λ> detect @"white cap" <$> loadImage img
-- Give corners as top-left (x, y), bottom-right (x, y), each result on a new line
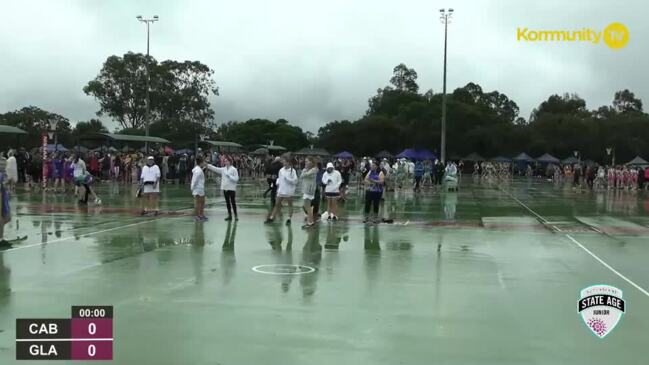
top-left (147, 156), bottom-right (154, 160)
top-left (326, 162), bottom-right (334, 169)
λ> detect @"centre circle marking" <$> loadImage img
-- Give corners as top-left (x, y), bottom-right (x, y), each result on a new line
top-left (252, 264), bottom-right (316, 275)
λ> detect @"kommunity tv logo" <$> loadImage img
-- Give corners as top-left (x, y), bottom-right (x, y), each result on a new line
top-left (517, 22), bottom-right (629, 49)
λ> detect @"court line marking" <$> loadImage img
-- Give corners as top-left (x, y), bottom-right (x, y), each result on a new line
top-left (499, 188), bottom-right (548, 224)
top-left (565, 234), bottom-right (649, 298)
top-left (1, 218), bottom-right (165, 253)
top-left (252, 264), bottom-right (316, 275)
top-left (499, 184), bottom-right (649, 299)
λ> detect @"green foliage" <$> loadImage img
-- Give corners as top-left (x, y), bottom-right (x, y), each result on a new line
top-left (612, 89), bottom-right (642, 114)
top-left (72, 119), bottom-right (108, 140)
top-left (389, 63), bottom-right (419, 93)
top-left (83, 52), bottom-right (219, 131)
top-left (317, 64), bottom-right (649, 162)
top-left (149, 119), bottom-right (217, 146)
top-left (216, 119), bottom-right (309, 151)
top-left (0, 106), bottom-right (72, 148)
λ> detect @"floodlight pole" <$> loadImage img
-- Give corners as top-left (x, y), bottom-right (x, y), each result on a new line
top-left (137, 15), bottom-right (159, 153)
top-left (439, 9), bottom-right (453, 164)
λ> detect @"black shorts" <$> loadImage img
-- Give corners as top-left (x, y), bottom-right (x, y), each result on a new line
top-left (325, 192), bottom-right (340, 198)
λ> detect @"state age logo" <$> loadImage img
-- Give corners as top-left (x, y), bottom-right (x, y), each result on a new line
top-left (578, 285), bottom-right (625, 338)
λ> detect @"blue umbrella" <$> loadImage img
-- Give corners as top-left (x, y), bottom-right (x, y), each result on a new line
top-left (46, 144), bottom-right (68, 152)
top-left (396, 149), bottom-right (417, 159)
top-left (415, 149), bottom-right (436, 160)
top-left (175, 148), bottom-right (194, 155)
top-left (334, 151), bottom-right (354, 159)
top-left (396, 149), bottom-right (436, 160)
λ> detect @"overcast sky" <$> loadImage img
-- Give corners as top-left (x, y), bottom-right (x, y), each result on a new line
top-left (1, 0), bottom-right (647, 132)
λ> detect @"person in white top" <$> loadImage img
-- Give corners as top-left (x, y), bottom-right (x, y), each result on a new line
top-left (6, 150), bottom-right (18, 191)
top-left (0, 159), bottom-right (11, 247)
top-left (71, 154), bottom-right (100, 205)
top-left (140, 156), bottom-right (161, 216)
top-left (206, 156), bottom-right (240, 221)
top-left (190, 156), bottom-right (207, 221)
top-left (322, 162), bottom-right (342, 221)
top-left (265, 157), bottom-right (297, 225)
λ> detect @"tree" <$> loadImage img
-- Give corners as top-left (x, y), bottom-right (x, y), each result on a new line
top-left (0, 106), bottom-right (72, 148)
top-left (389, 63), bottom-right (419, 93)
top-left (453, 83), bottom-right (519, 123)
top-left (216, 119), bottom-right (309, 151)
top-left (83, 52), bottom-right (219, 130)
top-left (72, 119), bottom-right (108, 139)
top-left (149, 119), bottom-right (216, 145)
top-left (531, 93), bottom-right (588, 121)
top-left (612, 89), bottom-right (643, 113)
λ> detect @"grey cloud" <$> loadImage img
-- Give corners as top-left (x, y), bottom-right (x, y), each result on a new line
top-left (0, 0), bottom-right (646, 132)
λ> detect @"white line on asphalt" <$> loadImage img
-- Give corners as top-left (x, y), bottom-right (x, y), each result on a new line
top-left (498, 187), bottom-right (549, 224)
top-left (2, 217), bottom-right (167, 254)
top-left (566, 234), bottom-right (649, 298)
top-left (500, 185), bottom-right (649, 298)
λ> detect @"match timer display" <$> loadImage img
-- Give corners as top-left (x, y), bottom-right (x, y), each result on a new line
top-left (16, 306), bottom-right (113, 360)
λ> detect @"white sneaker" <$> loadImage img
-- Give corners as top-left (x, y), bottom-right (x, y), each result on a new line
top-left (95, 197), bottom-right (102, 205)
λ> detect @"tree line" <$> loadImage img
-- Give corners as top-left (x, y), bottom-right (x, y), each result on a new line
top-left (1, 55), bottom-right (648, 163)
top-left (317, 64), bottom-right (648, 163)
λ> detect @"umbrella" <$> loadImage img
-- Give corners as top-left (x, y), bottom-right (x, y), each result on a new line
top-left (491, 156), bottom-right (512, 163)
top-left (175, 148), bottom-right (193, 155)
top-left (375, 150), bottom-right (393, 159)
top-left (463, 152), bottom-right (485, 162)
top-left (46, 144), bottom-right (68, 152)
top-left (625, 156), bottom-right (649, 167)
top-left (72, 145), bottom-right (89, 153)
top-left (396, 149), bottom-right (437, 160)
top-left (294, 147), bottom-right (330, 157)
top-left (535, 153), bottom-right (560, 164)
top-left (561, 156), bottom-right (579, 164)
top-left (164, 146), bottom-right (174, 154)
top-left (334, 151), bottom-right (354, 159)
top-left (396, 149), bottom-right (416, 159)
top-left (251, 147), bottom-right (269, 156)
top-left (512, 152), bottom-right (535, 162)
top-left (415, 149), bottom-right (436, 160)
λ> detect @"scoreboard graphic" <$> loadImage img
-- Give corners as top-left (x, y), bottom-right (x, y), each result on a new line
top-left (16, 306), bottom-right (113, 361)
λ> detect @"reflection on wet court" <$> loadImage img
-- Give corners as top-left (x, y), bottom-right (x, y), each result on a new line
top-left (1, 178), bottom-right (649, 364)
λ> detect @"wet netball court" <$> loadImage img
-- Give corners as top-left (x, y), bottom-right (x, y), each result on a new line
top-left (1, 178), bottom-right (648, 364)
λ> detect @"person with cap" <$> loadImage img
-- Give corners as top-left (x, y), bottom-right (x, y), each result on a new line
top-left (206, 156), bottom-right (240, 221)
top-left (140, 156), bottom-right (161, 216)
top-left (265, 156), bottom-right (297, 225)
top-left (322, 162), bottom-right (343, 221)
